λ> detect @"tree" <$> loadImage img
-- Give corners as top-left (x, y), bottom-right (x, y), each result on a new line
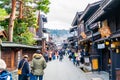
top-left (0, 8), bottom-right (8, 21)
top-left (18, 0), bottom-right (33, 19)
top-left (0, 0), bottom-right (50, 45)
top-left (35, 0), bottom-right (50, 26)
top-left (8, 0), bottom-right (16, 42)
top-left (19, 0), bottom-right (23, 19)
top-left (13, 6), bottom-right (37, 45)
top-left (0, 0), bottom-right (11, 14)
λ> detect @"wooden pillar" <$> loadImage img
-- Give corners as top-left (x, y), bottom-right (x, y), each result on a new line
top-left (11, 50), bottom-right (14, 68)
top-left (17, 49), bottom-right (22, 64)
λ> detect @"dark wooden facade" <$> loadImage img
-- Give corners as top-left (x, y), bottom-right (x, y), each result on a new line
top-left (1, 42), bottom-right (41, 71)
top-left (75, 0), bottom-right (120, 80)
top-left (72, 0), bottom-right (120, 79)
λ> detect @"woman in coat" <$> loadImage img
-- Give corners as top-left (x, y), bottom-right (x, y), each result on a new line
top-left (18, 55), bottom-right (30, 80)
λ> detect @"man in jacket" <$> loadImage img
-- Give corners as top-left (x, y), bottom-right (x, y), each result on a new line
top-left (18, 55), bottom-right (30, 80)
top-left (31, 50), bottom-right (47, 80)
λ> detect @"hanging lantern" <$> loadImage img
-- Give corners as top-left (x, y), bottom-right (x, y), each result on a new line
top-left (116, 49), bottom-right (119, 53)
top-left (105, 41), bottom-right (109, 46)
top-left (111, 43), bottom-right (116, 49)
top-left (108, 58), bottom-right (111, 64)
top-left (90, 42), bottom-right (92, 45)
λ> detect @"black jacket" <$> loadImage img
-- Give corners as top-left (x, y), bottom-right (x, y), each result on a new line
top-left (18, 59), bottom-right (30, 75)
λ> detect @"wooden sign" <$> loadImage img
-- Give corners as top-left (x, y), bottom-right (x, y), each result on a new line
top-left (92, 59), bottom-right (98, 70)
top-left (80, 32), bottom-right (87, 39)
top-left (99, 20), bottom-right (111, 38)
top-left (99, 26), bottom-right (111, 38)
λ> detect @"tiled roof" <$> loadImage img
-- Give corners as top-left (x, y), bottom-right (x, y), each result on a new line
top-left (1, 42), bottom-right (42, 49)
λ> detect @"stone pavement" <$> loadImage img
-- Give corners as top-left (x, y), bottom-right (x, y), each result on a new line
top-left (11, 70), bottom-right (18, 80)
top-left (11, 56), bottom-right (109, 80)
top-left (43, 56), bottom-right (109, 80)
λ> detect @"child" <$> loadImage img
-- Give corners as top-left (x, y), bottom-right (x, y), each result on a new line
top-left (0, 59), bottom-right (12, 80)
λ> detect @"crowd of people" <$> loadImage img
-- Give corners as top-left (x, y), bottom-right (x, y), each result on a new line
top-left (0, 50), bottom-right (47, 80)
top-left (0, 49), bottom-right (66, 80)
top-left (43, 49), bottom-right (65, 62)
top-left (0, 48), bottom-right (87, 80)
top-left (67, 48), bottom-right (87, 66)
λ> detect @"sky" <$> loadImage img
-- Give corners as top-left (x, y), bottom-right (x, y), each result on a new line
top-left (44, 0), bottom-right (100, 30)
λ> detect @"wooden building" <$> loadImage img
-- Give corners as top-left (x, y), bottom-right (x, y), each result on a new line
top-left (81, 0), bottom-right (120, 80)
top-left (37, 14), bottom-right (48, 53)
top-left (1, 42), bottom-right (41, 71)
top-left (71, 1), bottom-right (102, 70)
top-left (69, 12), bottom-right (83, 50)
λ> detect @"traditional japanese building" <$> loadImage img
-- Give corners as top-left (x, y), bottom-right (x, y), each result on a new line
top-left (36, 14), bottom-right (48, 53)
top-left (0, 42), bottom-right (41, 70)
top-left (84, 0), bottom-right (120, 80)
top-left (69, 12), bottom-right (83, 50)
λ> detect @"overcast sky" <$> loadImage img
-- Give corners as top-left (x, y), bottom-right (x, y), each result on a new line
top-left (44, 0), bottom-right (100, 30)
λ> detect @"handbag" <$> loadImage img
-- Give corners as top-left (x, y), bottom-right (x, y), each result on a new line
top-left (17, 61), bottom-right (26, 75)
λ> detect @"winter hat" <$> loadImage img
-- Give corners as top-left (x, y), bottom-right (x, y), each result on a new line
top-left (36, 50), bottom-right (41, 54)
top-left (23, 55), bottom-right (28, 58)
top-left (0, 59), bottom-right (7, 70)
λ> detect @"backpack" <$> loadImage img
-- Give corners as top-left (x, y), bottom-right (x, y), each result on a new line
top-left (0, 70), bottom-right (12, 80)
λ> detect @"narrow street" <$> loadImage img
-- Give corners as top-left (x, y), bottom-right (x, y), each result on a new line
top-left (43, 56), bottom-right (109, 80)
top-left (0, 0), bottom-right (120, 80)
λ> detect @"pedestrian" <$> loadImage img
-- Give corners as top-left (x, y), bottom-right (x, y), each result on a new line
top-left (68, 50), bottom-right (72, 61)
top-left (48, 50), bottom-right (52, 61)
top-left (0, 59), bottom-right (12, 80)
top-left (18, 55), bottom-right (30, 80)
top-left (72, 51), bottom-right (76, 65)
top-left (43, 51), bottom-right (49, 62)
top-left (55, 50), bottom-right (59, 59)
top-left (59, 49), bottom-right (63, 61)
top-left (31, 50), bottom-right (47, 80)
top-left (80, 49), bottom-right (85, 64)
top-left (75, 51), bottom-right (80, 66)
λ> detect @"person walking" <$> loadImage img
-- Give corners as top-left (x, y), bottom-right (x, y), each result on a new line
top-left (43, 51), bottom-right (49, 62)
top-left (18, 55), bottom-right (30, 80)
top-left (0, 59), bottom-right (12, 80)
top-left (58, 49), bottom-right (63, 61)
top-left (31, 50), bottom-right (47, 80)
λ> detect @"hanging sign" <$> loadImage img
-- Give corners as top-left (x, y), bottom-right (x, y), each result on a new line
top-left (99, 27), bottom-right (111, 38)
top-left (98, 43), bottom-right (105, 49)
top-left (99, 20), bottom-right (111, 38)
top-left (92, 59), bottom-right (98, 70)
